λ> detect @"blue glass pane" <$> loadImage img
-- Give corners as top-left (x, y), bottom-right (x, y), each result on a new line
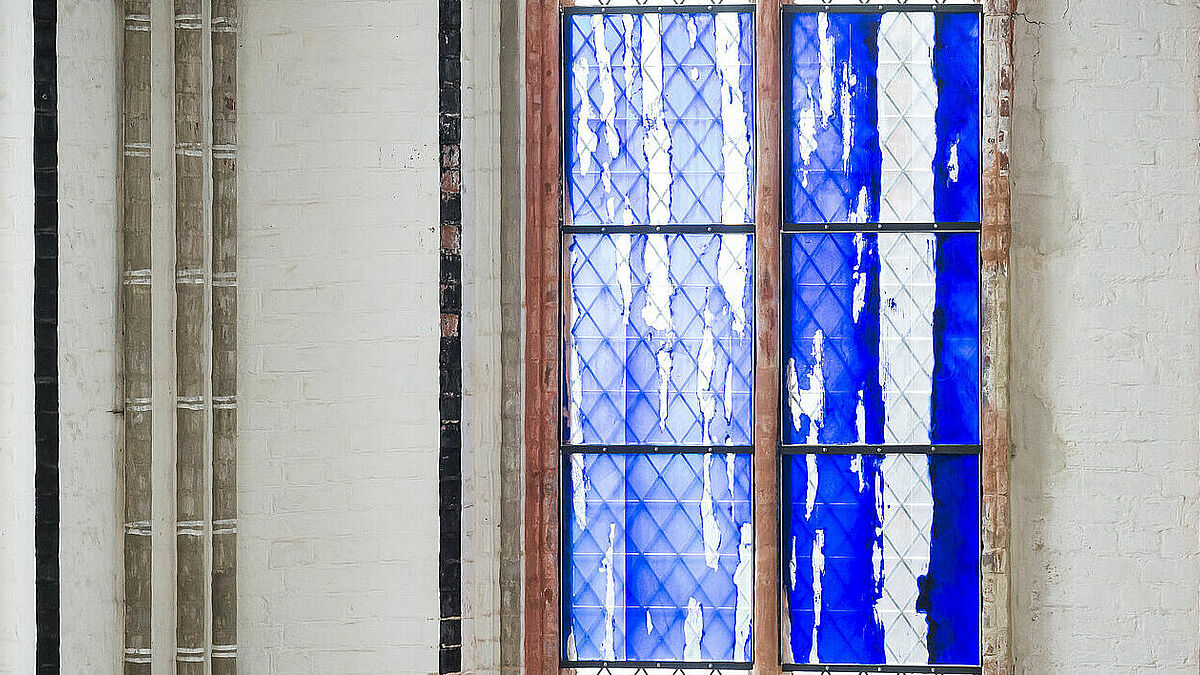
top-left (783, 12), bottom-right (981, 224)
top-left (780, 453), bottom-right (980, 666)
top-left (567, 233), bottom-right (754, 446)
top-left (565, 453), bottom-right (754, 662)
top-left (565, 12), bottom-right (755, 226)
top-left (781, 233), bottom-right (979, 446)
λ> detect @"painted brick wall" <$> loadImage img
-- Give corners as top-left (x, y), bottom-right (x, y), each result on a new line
top-left (0, 0), bottom-right (37, 671)
top-left (1010, 1), bottom-right (1200, 672)
top-left (238, 1), bottom-right (442, 673)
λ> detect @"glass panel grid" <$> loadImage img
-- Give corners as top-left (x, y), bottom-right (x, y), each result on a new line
top-left (562, 6), bottom-right (758, 668)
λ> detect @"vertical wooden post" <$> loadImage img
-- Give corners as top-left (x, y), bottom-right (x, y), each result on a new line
top-left (121, 2), bottom-right (154, 673)
top-left (523, 0), bottom-right (562, 672)
top-left (981, 1), bottom-right (1015, 674)
top-left (753, 0), bottom-right (783, 673)
top-left (210, 1), bottom-right (238, 673)
top-left (173, 1), bottom-right (207, 673)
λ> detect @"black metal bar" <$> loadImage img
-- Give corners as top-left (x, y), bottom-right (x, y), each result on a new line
top-left (779, 444), bottom-right (981, 455)
top-left (563, 223), bottom-right (759, 235)
top-left (783, 665), bottom-right (981, 674)
top-left (563, 660), bottom-right (755, 670)
top-left (562, 444), bottom-right (757, 455)
top-left (32, 0), bottom-right (59, 672)
top-left (563, 4), bottom-right (756, 17)
top-left (782, 222), bottom-right (981, 233)
top-left (783, 3), bottom-right (982, 14)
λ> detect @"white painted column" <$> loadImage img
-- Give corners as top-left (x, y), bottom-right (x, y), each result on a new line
top-left (0, 1), bottom-right (38, 671)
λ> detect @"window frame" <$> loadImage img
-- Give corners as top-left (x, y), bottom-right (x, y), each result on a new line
top-left (522, 2), bottom-right (1015, 673)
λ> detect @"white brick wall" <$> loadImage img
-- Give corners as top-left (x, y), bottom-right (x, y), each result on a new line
top-left (238, 1), bottom-right (442, 673)
top-left (1011, 1), bottom-right (1200, 672)
top-left (58, 0), bottom-right (122, 671)
top-left (0, 0), bottom-right (36, 671)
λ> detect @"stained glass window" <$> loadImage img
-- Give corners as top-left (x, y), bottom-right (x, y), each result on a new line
top-left (779, 5), bottom-right (983, 671)
top-left (556, 2), bottom-right (985, 670)
top-left (562, 7), bottom-right (758, 666)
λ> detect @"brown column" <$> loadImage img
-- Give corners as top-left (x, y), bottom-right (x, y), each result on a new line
top-left (173, 1), bottom-right (207, 673)
top-left (121, 2), bottom-right (154, 673)
top-left (210, 1), bottom-right (239, 673)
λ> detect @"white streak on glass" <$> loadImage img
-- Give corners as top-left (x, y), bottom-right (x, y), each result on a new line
top-left (656, 348), bottom-right (672, 432)
top-left (698, 308), bottom-right (717, 445)
top-left (948, 138), bottom-right (960, 183)
top-left (810, 529), bottom-right (826, 664)
top-left (642, 235), bottom-right (673, 331)
top-left (717, 13), bottom-right (751, 225)
top-left (622, 15), bottom-right (635, 95)
top-left (684, 598), bottom-right (703, 660)
top-left (879, 454), bottom-right (934, 664)
top-left (781, 590), bottom-right (794, 664)
top-left (850, 454), bottom-right (866, 492)
top-left (641, 15), bottom-right (672, 224)
top-left (687, 15), bottom-right (698, 49)
top-left (566, 629), bottom-right (578, 660)
top-left (841, 61), bottom-right (855, 169)
top-left (615, 228), bottom-right (633, 326)
top-left (792, 330), bottom-right (825, 444)
top-left (718, 235), bottom-right (749, 336)
top-left (850, 186), bottom-right (871, 224)
top-left (701, 453), bottom-right (721, 570)
top-left (733, 523), bottom-right (754, 661)
top-left (723, 364), bottom-right (734, 430)
top-left (879, 233), bottom-right (935, 443)
top-left (878, 12), bottom-right (937, 222)
top-left (805, 454), bottom-right (819, 520)
top-left (789, 535), bottom-right (798, 591)
top-left (852, 232), bottom-right (867, 320)
top-left (569, 246), bottom-right (584, 444)
top-left (593, 16), bottom-right (619, 162)
top-left (571, 454), bottom-right (588, 529)
top-left (602, 523), bottom-right (617, 661)
top-left (646, 610), bottom-right (654, 634)
top-left (725, 452), bottom-right (736, 522)
top-left (573, 55), bottom-right (598, 177)
top-left (818, 12), bottom-right (835, 126)
top-left (857, 389), bottom-right (867, 443)
top-left (797, 86), bottom-right (818, 177)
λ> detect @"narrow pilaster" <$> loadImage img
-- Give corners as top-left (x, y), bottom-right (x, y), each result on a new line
top-left (121, 3), bottom-right (154, 673)
top-left (173, 2), bottom-right (207, 673)
top-left (210, 2), bottom-right (238, 673)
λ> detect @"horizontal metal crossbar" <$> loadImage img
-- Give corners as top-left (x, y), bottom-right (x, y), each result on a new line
top-left (563, 223), bottom-right (758, 235)
top-left (784, 4), bottom-right (982, 14)
top-left (562, 4), bottom-right (756, 17)
top-left (562, 444), bottom-right (757, 454)
top-left (782, 222), bottom-right (981, 234)
top-left (779, 443), bottom-right (981, 455)
top-left (783, 665), bottom-right (981, 674)
top-left (563, 660), bottom-right (754, 671)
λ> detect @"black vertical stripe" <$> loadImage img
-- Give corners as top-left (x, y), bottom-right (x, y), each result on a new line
top-left (438, 0), bottom-right (463, 673)
top-left (32, 0), bottom-right (59, 672)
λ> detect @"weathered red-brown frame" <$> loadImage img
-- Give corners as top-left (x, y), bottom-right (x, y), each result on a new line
top-left (523, 2), bottom-right (1014, 673)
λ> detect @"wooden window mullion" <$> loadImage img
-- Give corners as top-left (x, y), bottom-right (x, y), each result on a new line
top-left (753, 0), bottom-right (783, 673)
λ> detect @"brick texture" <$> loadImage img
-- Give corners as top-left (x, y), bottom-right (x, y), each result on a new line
top-left (238, 1), bottom-right (442, 673)
top-left (1011, 1), bottom-right (1200, 672)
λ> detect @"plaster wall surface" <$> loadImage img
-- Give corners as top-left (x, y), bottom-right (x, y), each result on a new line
top-left (238, 1), bottom-right (443, 672)
top-left (1010, 2), bottom-right (1200, 673)
top-left (0, 1), bottom-right (36, 671)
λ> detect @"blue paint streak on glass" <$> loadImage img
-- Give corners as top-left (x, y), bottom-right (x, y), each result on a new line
top-left (930, 233), bottom-right (980, 444)
top-left (567, 234), bottom-right (754, 445)
top-left (782, 454), bottom-right (884, 664)
top-left (782, 233), bottom-right (883, 446)
top-left (564, 13), bottom-right (755, 227)
top-left (932, 13), bottom-right (982, 223)
top-left (566, 453), bottom-right (754, 661)
top-left (916, 454), bottom-right (981, 665)
top-left (783, 12), bottom-right (882, 224)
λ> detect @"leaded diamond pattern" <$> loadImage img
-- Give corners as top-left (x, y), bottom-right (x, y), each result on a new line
top-left (877, 12), bottom-right (938, 223)
top-left (568, 234), bottom-right (754, 446)
top-left (878, 233), bottom-right (935, 444)
top-left (566, 453), bottom-right (754, 662)
top-left (565, 12), bottom-right (755, 227)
